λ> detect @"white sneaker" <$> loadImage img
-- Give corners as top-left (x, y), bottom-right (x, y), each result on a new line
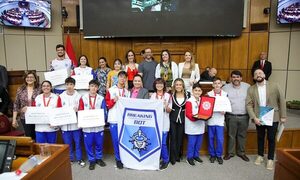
top-left (254, 155), bottom-right (264, 165)
top-left (266, 160), bottom-right (274, 170)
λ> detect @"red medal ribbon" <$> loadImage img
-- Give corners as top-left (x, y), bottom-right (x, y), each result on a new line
top-left (43, 94), bottom-right (51, 107)
top-left (89, 95), bottom-right (97, 109)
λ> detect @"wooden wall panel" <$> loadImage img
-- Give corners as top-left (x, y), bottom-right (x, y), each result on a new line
top-left (292, 131), bottom-right (300, 148)
top-left (80, 35), bottom-right (98, 69)
top-left (230, 33), bottom-right (249, 70)
top-left (196, 38), bottom-right (213, 69)
top-left (115, 39), bottom-right (132, 63)
top-left (212, 38), bottom-right (230, 69)
top-left (215, 69), bottom-right (230, 82)
top-left (248, 32), bottom-right (269, 69)
top-left (250, 0), bottom-right (270, 24)
top-left (97, 39), bottom-right (116, 68)
top-left (277, 131), bottom-right (293, 148)
top-left (62, 0), bottom-right (79, 27)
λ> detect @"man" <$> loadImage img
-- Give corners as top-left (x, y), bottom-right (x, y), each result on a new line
top-left (0, 65), bottom-right (8, 89)
top-left (0, 85), bottom-right (9, 116)
top-left (199, 67), bottom-right (217, 82)
top-left (251, 52), bottom-right (272, 80)
top-left (49, 44), bottom-right (73, 94)
top-left (223, 71), bottom-right (250, 162)
top-left (138, 48), bottom-right (157, 92)
top-left (246, 69), bottom-right (287, 170)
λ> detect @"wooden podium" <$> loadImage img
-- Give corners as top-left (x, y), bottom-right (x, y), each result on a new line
top-left (274, 149), bottom-right (300, 180)
top-left (0, 136), bottom-right (72, 180)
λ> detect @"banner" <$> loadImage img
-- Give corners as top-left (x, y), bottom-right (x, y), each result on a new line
top-left (116, 97), bottom-right (163, 170)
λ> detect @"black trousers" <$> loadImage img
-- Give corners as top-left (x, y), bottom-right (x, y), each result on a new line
top-left (20, 118), bottom-right (36, 140)
top-left (256, 122), bottom-right (278, 160)
top-left (169, 121), bottom-right (184, 163)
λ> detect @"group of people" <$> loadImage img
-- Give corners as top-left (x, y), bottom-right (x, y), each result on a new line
top-left (7, 44), bottom-right (286, 172)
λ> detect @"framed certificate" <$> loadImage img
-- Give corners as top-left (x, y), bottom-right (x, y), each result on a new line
top-left (194, 96), bottom-right (215, 121)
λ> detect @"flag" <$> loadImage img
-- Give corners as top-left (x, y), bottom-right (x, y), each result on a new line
top-left (65, 35), bottom-right (77, 67)
top-left (116, 97), bottom-right (163, 170)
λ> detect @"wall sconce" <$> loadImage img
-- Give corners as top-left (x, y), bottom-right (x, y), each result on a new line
top-left (263, 7), bottom-right (270, 15)
top-left (62, 6), bottom-right (68, 20)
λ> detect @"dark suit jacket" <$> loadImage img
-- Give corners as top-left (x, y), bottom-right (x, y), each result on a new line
top-left (0, 86), bottom-right (10, 115)
top-left (251, 60), bottom-right (272, 80)
top-left (0, 65), bottom-right (8, 89)
top-left (130, 88), bottom-right (149, 99)
top-left (246, 81), bottom-right (286, 123)
top-left (199, 70), bottom-right (214, 82)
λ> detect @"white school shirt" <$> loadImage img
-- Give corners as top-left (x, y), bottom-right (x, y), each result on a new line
top-left (59, 90), bottom-right (81, 131)
top-left (207, 90), bottom-right (227, 126)
top-left (150, 92), bottom-right (172, 132)
top-left (80, 94), bottom-right (106, 133)
top-left (185, 96), bottom-right (205, 135)
top-left (34, 93), bottom-right (59, 132)
top-left (107, 85), bottom-right (130, 124)
top-left (50, 58), bottom-right (73, 90)
top-left (74, 66), bottom-right (93, 75)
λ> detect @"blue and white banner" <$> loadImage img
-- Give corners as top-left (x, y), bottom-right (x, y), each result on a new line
top-left (116, 97), bottom-right (163, 170)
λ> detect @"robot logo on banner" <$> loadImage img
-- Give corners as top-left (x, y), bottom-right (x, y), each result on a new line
top-left (119, 108), bottom-right (161, 162)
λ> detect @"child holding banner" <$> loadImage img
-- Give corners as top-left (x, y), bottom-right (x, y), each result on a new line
top-left (59, 77), bottom-right (85, 167)
top-left (207, 77), bottom-right (227, 165)
top-left (78, 79), bottom-right (107, 170)
top-left (32, 80), bottom-right (61, 143)
top-left (150, 78), bottom-right (172, 170)
top-left (185, 83), bottom-right (205, 166)
top-left (106, 71), bottom-right (130, 169)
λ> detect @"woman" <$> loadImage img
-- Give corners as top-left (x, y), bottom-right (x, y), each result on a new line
top-left (73, 55), bottom-right (95, 95)
top-left (169, 78), bottom-right (190, 165)
top-left (106, 59), bottom-right (123, 89)
top-left (150, 78), bottom-right (172, 170)
top-left (94, 57), bottom-right (111, 96)
top-left (155, 49), bottom-right (178, 91)
top-left (125, 50), bottom-right (139, 90)
top-left (178, 51), bottom-right (200, 92)
top-left (12, 71), bottom-right (40, 140)
top-left (130, 74), bottom-right (149, 99)
top-left (33, 80), bottom-right (61, 143)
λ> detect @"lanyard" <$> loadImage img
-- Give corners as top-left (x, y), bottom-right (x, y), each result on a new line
top-left (89, 95), bottom-right (97, 109)
top-left (156, 92), bottom-right (164, 100)
top-left (119, 88), bottom-right (125, 97)
top-left (214, 90), bottom-right (222, 96)
top-left (43, 94), bottom-right (51, 107)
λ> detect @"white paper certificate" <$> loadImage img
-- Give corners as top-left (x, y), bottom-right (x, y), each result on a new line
top-left (44, 69), bottom-right (68, 86)
top-left (49, 107), bottom-right (77, 126)
top-left (25, 107), bottom-right (51, 124)
top-left (259, 106), bottom-right (274, 126)
top-left (213, 96), bottom-right (232, 112)
top-left (72, 75), bottom-right (93, 90)
top-left (77, 109), bottom-right (105, 128)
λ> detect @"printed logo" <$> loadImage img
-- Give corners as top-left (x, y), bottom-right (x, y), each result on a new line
top-left (202, 101), bottom-right (211, 110)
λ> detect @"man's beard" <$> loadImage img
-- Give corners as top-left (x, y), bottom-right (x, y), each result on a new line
top-left (255, 77), bottom-right (265, 83)
top-left (58, 54), bottom-right (64, 58)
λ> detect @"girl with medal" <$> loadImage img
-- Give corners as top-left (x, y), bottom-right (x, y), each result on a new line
top-left (32, 80), bottom-right (62, 143)
top-left (185, 83), bottom-right (205, 166)
top-left (150, 78), bottom-right (172, 170)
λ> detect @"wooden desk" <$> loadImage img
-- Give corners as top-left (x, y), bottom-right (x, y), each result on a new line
top-left (274, 149), bottom-right (300, 180)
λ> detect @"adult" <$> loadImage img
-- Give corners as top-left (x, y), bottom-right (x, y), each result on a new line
top-left (251, 52), bottom-right (272, 80)
top-left (138, 48), bottom-right (157, 92)
top-left (178, 51), bottom-right (200, 92)
top-left (0, 85), bottom-right (9, 116)
top-left (246, 69), bottom-right (287, 170)
top-left (155, 49), bottom-right (178, 91)
top-left (12, 71), bottom-right (40, 140)
top-left (222, 71), bottom-right (250, 162)
top-left (169, 78), bottom-right (190, 165)
top-left (199, 67), bottom-right (217, 82)
top-left (94, 57), bottom-right (111, 96)
top-left (124, 50), bottom-right (139, 90)
top-left (130, 74), bottom-right (149, 99)
top-left (49, 44), bottom-right (73, 94)
top-left (0, 65), bottom-right (8, 89)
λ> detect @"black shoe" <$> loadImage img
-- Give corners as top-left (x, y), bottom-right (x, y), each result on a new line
top-left (159, 162), bottom-right (169, 171)
top-left (96, 159), bottom-right (106, 167)
top-left (77, 160), bottom-right (86, 167)
top-left (176, 158), bottom-right (181, 162)
top-left (170, 160), bottom-right (176, 165)
top-left (186, 158), bottom-right (195, 166)
top-left (217, 157), bottom-right (223, 165)
top-left (210, 156), bottom-right (216, 163)
top-left (237, 154), bottom-right (250, 162)
top-left (223, 154), bottom-right (234, 160)
top-left (194, 157), bottom-right (203, 163)
top-left (89, 162), bottom-right (96, 170)
top-left (116, 161), bottom-right (123, 169)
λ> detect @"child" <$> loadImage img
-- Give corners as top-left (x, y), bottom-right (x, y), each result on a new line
top-left (106, 59), bottom-right (123, 89)
top-left (150, 78), bottom-right (172, 170)
top-left (33, 80), bottom-right (61, 143)
top-left (185, 83), bottom-right (205, 166)
top-left (59, 77), bottom-right (85, 167)
top-left (105, 71), bottom-right (130, 169)
top-left (207, 77), bottom-right (227, 165)
top-left (79, 80), bottom-right (107, 170)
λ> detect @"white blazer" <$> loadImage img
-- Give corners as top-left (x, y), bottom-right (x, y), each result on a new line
top-left (178, 63), bottom-right (200, 83)
top-left (155, 61), bottom-right (178, 83)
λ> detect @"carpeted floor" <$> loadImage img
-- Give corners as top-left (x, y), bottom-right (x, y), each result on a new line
top-left (71, 155), bottom-right (274, 180)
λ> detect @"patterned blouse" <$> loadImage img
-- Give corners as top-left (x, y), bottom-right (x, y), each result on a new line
top-left (94, 67), bottom-right (111, 96)
top-left (13, 85), bottom-right (40, 119)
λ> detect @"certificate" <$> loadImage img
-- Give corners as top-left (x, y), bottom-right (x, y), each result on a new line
top-left (276, 123), bottom-right (285, 142)
top-left (44, 69), bottom-right (68, 86)
top-left (49, 107), bottom-right (77, 126)
top-left (25, 107), bottom-right (51, 124)
top-left (78, 109), bottom-right (105, 128)
top-left (72, 75), bottom-right (93, 89)
top-left (213, 96), bottom-right (232, 112)
top-left (259, 106), bottom-right (274, 126)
